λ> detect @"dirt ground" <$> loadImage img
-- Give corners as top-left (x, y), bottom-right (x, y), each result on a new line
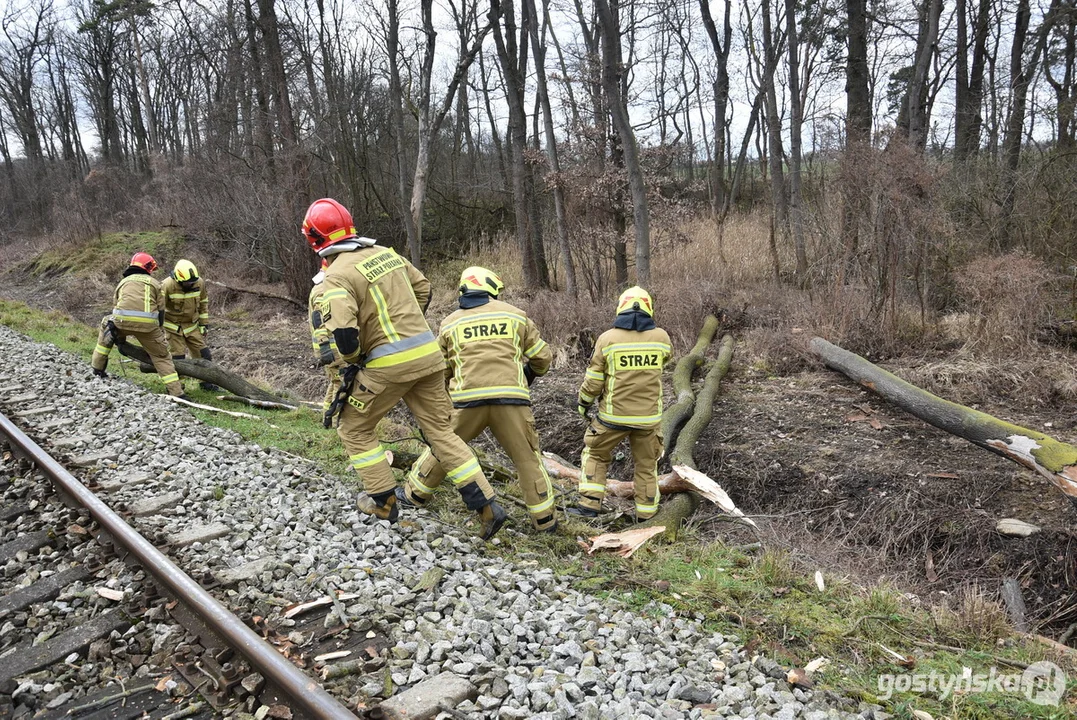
top-left (5, 269), bottom-right (1075, 640)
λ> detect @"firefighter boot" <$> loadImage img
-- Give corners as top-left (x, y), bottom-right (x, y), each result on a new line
top-left (356, 489), bottom-right (399, 523)
top-left (477, 500), bottom-right (508, 540)
top-left (394, 485), bottom-right (416, 508)
top-left (566, 506), bottom-right (599, 519)
top-left (199, 348), bottom-right (220, 391)
top-left (92, 369), bottom-right (107, 379)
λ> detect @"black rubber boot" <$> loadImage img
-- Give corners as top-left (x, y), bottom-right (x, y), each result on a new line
top-left (356, 489), bottom-right (399, 523)
top-left (566, 506), bottom-right (599, 519)
top-left (92, 368), bottom-right (107, 378)
top-left (477, 501), bottom-right (508, 541)
top-left (199, 381), bottom-right (221, 391)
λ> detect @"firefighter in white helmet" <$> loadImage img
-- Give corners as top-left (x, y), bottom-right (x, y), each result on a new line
top-left (569, 287), bottom-right (672, 520)
top-left (90, 252), bottom-right (186, 398)
top-left (303, 198), bottom-right (507, 540)
top-left (399, 266), bottom-right (558, 532)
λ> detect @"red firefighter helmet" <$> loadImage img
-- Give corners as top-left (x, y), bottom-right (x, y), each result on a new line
top-left (302, 198), bottom-right (357, 253)
top-left (130, 252), bottom-right (158, 273)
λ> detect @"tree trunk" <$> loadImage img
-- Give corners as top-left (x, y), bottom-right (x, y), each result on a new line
top-left (527, 0), bottom-right (577, 297)
top-left (661, 315), bottom-right (719, 455)
top-left (595, 0), bottom-right (651, 285)
top-left (1000, 0), bottom-right (1060, 247)
top-left (905, 0), bottom-right (941, 151)
top-left (784, 0), bottom-right (808, 285)
top-left (810, 336), bottom-right (1077, 510)
top-left (117, 341), bottom-right (291, 405)
top-left (761, 0), bottom-right (788, 246)
top-left (699, 0), bottom-right (731, 216)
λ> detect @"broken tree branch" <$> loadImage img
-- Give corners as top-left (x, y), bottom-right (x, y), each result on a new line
top-left (810, 336), bottom-right (1077, 510)
top-left (204, 279), bottom-right (305, 310)
top-left (642, 334), bottom-right (736, 532)
top-left (662, 314), bottom-right (719, 455)
top-left (117, 340), bottom-right (291, 405)
top-left (670, 334), bottom-right (735, 469)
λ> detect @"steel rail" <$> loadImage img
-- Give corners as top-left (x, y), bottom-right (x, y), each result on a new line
top-left (0, 412), bottom-right (357, 720)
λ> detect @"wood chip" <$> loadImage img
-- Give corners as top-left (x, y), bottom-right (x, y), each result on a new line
top-left (814, 570), bottom-right (825, 592)
top-left (96, 587), bottom-right (125, 601)
top-left (281, 592), bottom-right (362, 619)
top-left (585, 526), bottom-right (666, 558)
top-left (314, 650), bottom-right (351, 663)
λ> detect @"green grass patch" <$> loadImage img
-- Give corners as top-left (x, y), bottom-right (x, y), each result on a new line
top-left (1, 297), bottom-right (1074, 718)
top-left (30, 231), bottom-right (183, 278)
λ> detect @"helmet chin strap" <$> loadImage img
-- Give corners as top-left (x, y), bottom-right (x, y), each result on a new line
top-left (317, 237), bottom-right (376, 257)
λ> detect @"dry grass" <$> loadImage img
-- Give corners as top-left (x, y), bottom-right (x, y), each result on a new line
top-left (933, 585), bottom-right (1013, 644)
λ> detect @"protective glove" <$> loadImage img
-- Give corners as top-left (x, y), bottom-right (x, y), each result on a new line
top-left (199, 325), bottom-right (209, 337)
top-left (578, 403), bottom-right (591, 420)
top-left (318, 342), bottom-right (335, 366)
top-left (524, 366), bottom-right (536, 386)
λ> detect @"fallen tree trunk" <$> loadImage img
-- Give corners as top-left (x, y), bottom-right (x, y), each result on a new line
top-left (810, 336), bottom-right (1077, 509)
top-left (662, 315), bottom-right (719, 455)
top-left (116, 341), bottom-right (291, 405)
top-left (205, 279), bottom-right (305, 310)
top-left (669, 334), bottom-right (735, 469)
top-left (642, 334), bottom-right (736, 532)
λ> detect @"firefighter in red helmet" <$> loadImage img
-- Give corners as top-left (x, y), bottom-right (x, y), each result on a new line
top-left (90, 252), bottom-right (186, 398)
top-left (305, 198), bottom-right (507, 540)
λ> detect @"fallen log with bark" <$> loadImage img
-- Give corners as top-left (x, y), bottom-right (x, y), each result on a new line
top-left (116, 340), bottom-right (293, 405)
top-left (641, 333), bottom-right (738, 534)
top-left (662, 315), bottom-right (720, 456)
top-left (205, 279), bottom-right (305, 310)
top-left (810, 336), bottom-right (1077, 510)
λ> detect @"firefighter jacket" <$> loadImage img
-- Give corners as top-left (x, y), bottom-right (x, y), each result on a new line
top-left (160, 276), bottom-right (209, 338)
top-left (110, 268), bottom-right (165, 333)
top-left (438, 296), bottom-right (552, 407)
top-left (308, 282), bottom-right (341, 366)
top-left (319, 245), bottom-right (442, 381)
top-left (578, 323), bottom-right (672, 429)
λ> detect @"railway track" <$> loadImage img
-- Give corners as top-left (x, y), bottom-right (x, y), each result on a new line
top-left (0, 400), bottom-right (358, 718)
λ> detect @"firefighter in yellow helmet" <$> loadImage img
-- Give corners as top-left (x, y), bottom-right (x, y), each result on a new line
top-left (161, 259), bottom-right (215, 391)
top-left (399, 266), bottom-right (558, 532)
top-left (308, 259), bottom-right (343, 411)
top-left (303, 198), bottom-right (506, 540)
top-left (90, 252), bottom-right (186, 398)
top-left (569, 287), bottom-right (672, 520)
top-left (161, 260), bottom-right (210, 358)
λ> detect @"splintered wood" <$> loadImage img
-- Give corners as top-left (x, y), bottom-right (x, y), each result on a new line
top-left (583, 526), bottom-right (666, 558)
top-left (669, 465), bottom-right (756, 527)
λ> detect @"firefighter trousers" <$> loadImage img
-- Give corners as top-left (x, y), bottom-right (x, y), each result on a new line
top-left (405, 404), bottom-right (557, 530)
top-left (578, 422), bottom-right (661, 519)
top-left (166, 325), bottom-right (207, 357)
top-left (337, 367), bottom-right (495, 510)
top-left (91, 317), bottom-right (184, 397)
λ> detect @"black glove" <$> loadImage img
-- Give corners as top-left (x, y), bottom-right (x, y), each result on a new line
top-left (318, 342), bottom-right (335, 366)
top-left (157, 310), bottom-right (164, 327)
top-left (524, 366), bottom-right (536, 386)
top-left (578, 403), bottom-right (591, 420)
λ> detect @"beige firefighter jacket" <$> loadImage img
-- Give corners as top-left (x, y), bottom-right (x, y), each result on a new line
top-left (110, 272), bottom-right (165, 333)
top-left (319, 245), bottom-right (442, 381)
top-left (438, 298), bottom-right (552, 406)
top-left (160, 276), bottom-right (209, 338)
top-left (308, 282), bottom-right (342, 366)
top-left (578, 326), bottom-right (672, 428)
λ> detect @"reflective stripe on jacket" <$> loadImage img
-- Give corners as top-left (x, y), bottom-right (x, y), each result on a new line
top-left (579, 326), bottom-right (672, 428)
top-left (319, 245), bottom-right (441, 377)
top-left (439, 298), bottom-right (552, 406)
top-left (160, 277), bottom-right (208, 334)
top-left (111, 274), bottom-right (163, 332)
